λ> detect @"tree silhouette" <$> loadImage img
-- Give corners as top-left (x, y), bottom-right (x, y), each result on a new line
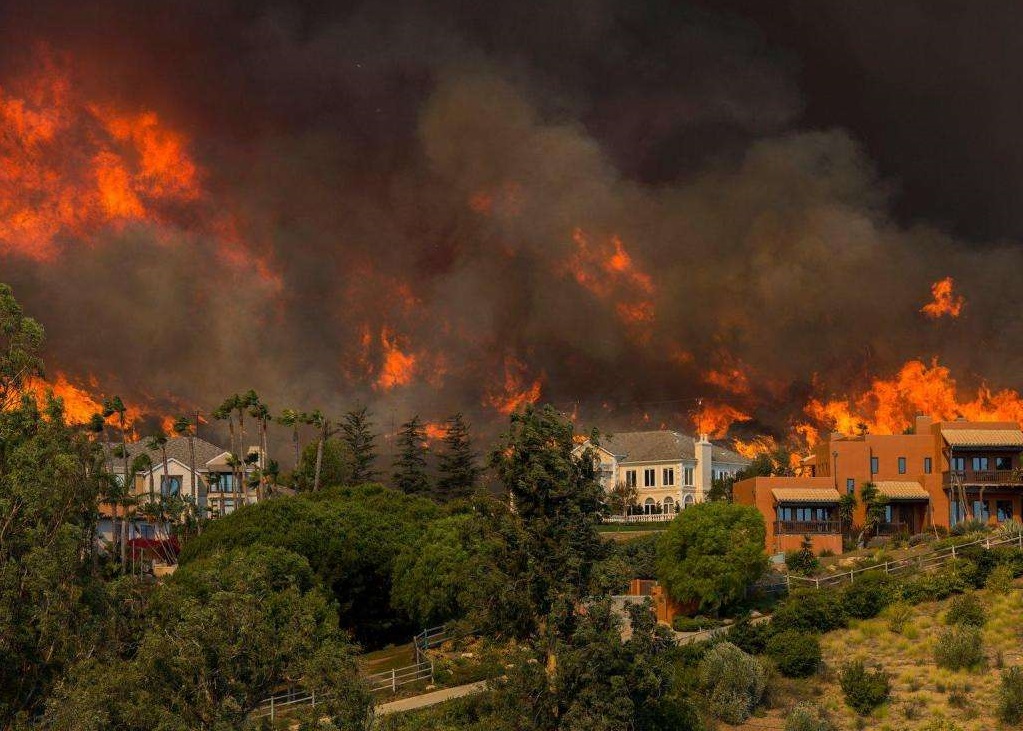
top-left (393, 415), bottom-right (430, 495)
top-left (437, 413), bottom-right (479, 501)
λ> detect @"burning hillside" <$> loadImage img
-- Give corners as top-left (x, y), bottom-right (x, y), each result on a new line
top-left (2, 4), bottom-right (1023, 453)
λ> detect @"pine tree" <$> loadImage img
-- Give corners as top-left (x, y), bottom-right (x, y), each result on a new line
top-left (341, 406), bottom-right (378, 484)
top-left (436, 412), bottom-right (480, 501)
top-left (393, 415), bottom-right (430, 495)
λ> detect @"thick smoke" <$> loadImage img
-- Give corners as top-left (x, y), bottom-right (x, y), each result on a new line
top-left (1, 0), bottom-right (1022, 444)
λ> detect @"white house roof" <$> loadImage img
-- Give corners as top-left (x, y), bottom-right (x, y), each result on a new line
top-left (105, 436), bottom-right (229, 473)
top-left (596, 430), bottom-right (750, 466)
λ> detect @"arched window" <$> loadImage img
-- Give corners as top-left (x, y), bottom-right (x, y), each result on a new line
top-left (682, 493), bottom-right (695, 508)
top-left (663, 496), bottom-right (675, 514)
top-left (644, 497), bottom-right (656, 514)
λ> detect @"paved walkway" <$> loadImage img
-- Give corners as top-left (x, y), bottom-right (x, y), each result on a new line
top-left (374, 680), bottom-right (489, 717)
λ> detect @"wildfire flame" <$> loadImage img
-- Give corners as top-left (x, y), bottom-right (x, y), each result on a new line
top-left (803, 358), bottom-right (1023, 438)
top-left (692, 401), bottom-right (750, 439)
top-left (375, 328), bottom-right (417, 390)
top-left (423, 422), bottom-right (448, 442)
top-left (0, 51), bottom-right (202, 261)
top-left (921, 276), bottom-right (965, 319)
top-left (485, 355), bottom-right (543, 415)
top-left (564, 227), bottom-right (655, 334)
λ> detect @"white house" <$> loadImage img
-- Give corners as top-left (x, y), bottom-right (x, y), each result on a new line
top-left (577, 430), bottom-right (750, 518)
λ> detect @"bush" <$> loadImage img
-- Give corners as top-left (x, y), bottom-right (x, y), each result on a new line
top-left (727, 614), bottom-right (774, 655)
top-left (950, 518), bottom-right (988, 537)
top-left (766, 631), bottom-right (821, 678)
top-left (883, 601), bottom-right (913, 634)
top-left (986, 563), bottom-right (1015, 594)
top-left (785, 701), bottom-right (834, 731)
top-left (818, 549), bottom-right (835, 558)
top-left (933, 626), bottom-right (985, 671)
top-left (866, 536), bottom-right (889, 549)
top-left (698, 641), bottom-right (767, 724)
top-left (842, 571), bottom-right (900, 619)
top-left (995, 520), bottom-right (1023, 541)
top-left (672, 615), bottom-right (725, 632)
top-left (998, 666), bottom-right (1023, 725)
top-left (901, 559), bottom-right (974, 603)
top-left (771, 590), bottom-right (848, 634)
top-left (944, 592), bottom-right (986, 627)
top-left (839, 660), bottom-right (891, 715)
top-left (785, 537), bottom-right (820, 575)
top-left (908, 532), bottom-right (936, 547)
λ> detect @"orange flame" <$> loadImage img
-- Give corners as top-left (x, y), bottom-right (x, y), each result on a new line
top-left (21, 372), bottom-right (141, 427)
top-left (485, 355), bottom-right (543, 415)
top-left (423, 422), bottom-right (448, 442)
top-left (803, 358), bottom-right (1023, 439)
top-left (0, 51), bottom-right (202, 260)
top-left (375, 328), bottom-right (417, 390)
top-left (564, 228), bottom-right (655, 334)
top-left (692, 401), bottom-right (750, 438)
top-left (921, 276), bottom-right (965, 319)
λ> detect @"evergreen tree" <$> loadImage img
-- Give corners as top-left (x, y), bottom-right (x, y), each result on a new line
top-left (340, 406), bottom-right (378, 484)
top-left (436, 412), bottom-right (480, 500)
top-left (393, 415), bottom-right (430, 495)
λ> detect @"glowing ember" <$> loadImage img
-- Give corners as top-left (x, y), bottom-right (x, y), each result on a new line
top-left (921, 276), bottom-right (965, 319)
top-left (485, 355), bottom-right (543, 415)
top-left (692, 401), bottom-right (750, 438)
top-left (423, 422), bottom-right (448, 442)
top-left (0, 52), bottom-right (202, 260)
top-left (804, 358), bottom-right (1023, 438)
top-left (564, 228), bottom-right (656, 333)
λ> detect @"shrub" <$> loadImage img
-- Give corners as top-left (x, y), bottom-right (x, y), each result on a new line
top-left (866, 536), bottom-right (889, 549)
top-left (902, 559), bottom-right (974, 603)
top-left (998, 666), bottom-right (1023, 725)
top-left (819, 549), bottom-right (836, 558)
top-left (933, 626), bottom-right (985, 671)
top-left (727, 614), bottom-right (774, 655)
top-left (995, 519), bottom-right (1023, 541)
top-left (842, 571), bottom-right (900, 619)
top-left (908, 532), bottom-right (936, 547)
top-left (920, 719), bottom-right (964, 731)
top-left (771, 590), bottom-right (848, 634)
top-left (986, 563), bottom-right (1015, 594)
top-left (698, 641), bottom-right (767, 724)
top-left (884, 601), bottom-right (913, 634)
top-left (839, 660), bottom-right (890, 715)
top-left (786, 537), bottom-right (820, 576)
top-left (672, 615), bottom-right (725, 633)
top-left (944, 592), bottom-right (986, 627)
top-left (950, 518), bottom-right (987, 537)
top-left (766, 631), bottom-right (821, 678)
top-left (785, 701), bottom-right (834, 731)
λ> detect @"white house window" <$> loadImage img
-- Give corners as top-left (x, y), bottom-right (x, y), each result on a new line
top-left (663, 467), bottom-right (675, 486)
top-left (625, 470), bottom-right (637, 488)
top-left (644, 497), bottom-right (656, 514)
top-left (683, 467), bottom-right (694, 486)
top-left (663, 496), bottom-right (675, 513)
top-left (643, 468), bottom-right (656, 487)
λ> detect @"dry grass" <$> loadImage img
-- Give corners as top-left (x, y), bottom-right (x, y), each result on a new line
top-left (759, 579), bottom-right (1023, 730)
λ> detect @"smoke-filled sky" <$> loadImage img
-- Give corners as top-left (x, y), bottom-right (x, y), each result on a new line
top-left (2, 0), bottom-right (1023, 442)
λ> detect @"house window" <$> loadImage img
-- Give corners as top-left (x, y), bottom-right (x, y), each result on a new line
top-left (996, 456), bottom-right (1013, 470)
top-left (160, 475), bottom-right (182, 498)
top-left (973, 500), bottom-right (991, 521)
top-left (662, 467), bottom-right (675, 486)
top-left (870, 456), bottom-right (879, 474)
top-left (924, 457), bottom-right (932, 474)
top-left (883, 504), bottom-right (893, 523)
top-left (683, 467), bottom-right (694, 486)
top-left (973, 457), bottom-right (990, 471)
top-left (643, 497), bottom-right (656, 514)
top-left (897, 457), bottom-right (907, 474)
top-left (846, 478), bottom-right (855, 495)
top-left (643, 469), bottom-right (656, 487)
top-left (952, 457), bottom-right (966, 472)
top-left (625, 470), bottom-right (637, 488)
top-left (663, 496), bottom-right (675, 513)
top-left (951, 499), bottom-right (966, 525)
top-left (996, 500), bottom-right (1014, 522)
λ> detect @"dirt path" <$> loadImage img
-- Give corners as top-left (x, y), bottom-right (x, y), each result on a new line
top-left (373, 680), bottom-right (489, 717)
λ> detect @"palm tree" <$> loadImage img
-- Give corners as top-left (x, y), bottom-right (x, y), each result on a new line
top-left (277, 408), bottom-right (303, 474)
top-left (247, 396), bottom-right (271, 501)
top-left (214, 395), bottom-right (240, 502)
top-left (236, 390), bottom-right (260, 501)
top-left (103, 396), bottom-right (129, 570)
top-left (173, 416), bottom-right (197, 506)
top-left (303, 410), bottom-right (335, 492)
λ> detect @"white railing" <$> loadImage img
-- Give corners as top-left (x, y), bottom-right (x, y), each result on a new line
top-left (253, 659), bottom-right (434, 721)
top-left (788, 531), bottom-right (1023, 590)
top-left (604, 513), bottom-right (675, 524)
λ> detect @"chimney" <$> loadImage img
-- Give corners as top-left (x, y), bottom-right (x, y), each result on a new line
top-left (914, 414), bottom-right (933, 434)
top-left (694, 433), bottom-right (713, 501)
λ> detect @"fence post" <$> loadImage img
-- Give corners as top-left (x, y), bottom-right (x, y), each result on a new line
top-left (311, 689), bottom-right (315, 708)
top-left (392, 668), bottom-right (397, 693)
top-left (1019, 533), bottom-right (1022, 550)
top-left (951, 544), bottom-right (956, 559)
top-left (814, 577), bottom-right (820, 590)
top-left (884, 561), bottom-right (890, 574)
top-left (430, 659), bottom-right (435, 684)
top-left (270, 696), bottom-right (274, 722)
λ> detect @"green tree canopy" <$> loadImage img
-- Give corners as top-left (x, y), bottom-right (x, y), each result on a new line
top-left (436, 412), bottom-right (480, 501)
top-left (656, 501), bottom-right (767, 614)
top-left (292, 436), bottom-right (355, 489)
top-left (341, 406), bottom-right (379, 484)
top-left (393, 415), bottom-right (430, 495)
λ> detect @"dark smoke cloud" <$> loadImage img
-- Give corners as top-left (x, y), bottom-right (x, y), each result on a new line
top-left (1, 0), bottom-right (1022, 445)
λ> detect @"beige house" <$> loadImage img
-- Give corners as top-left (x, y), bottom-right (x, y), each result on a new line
top-left (578, 430), bottom-right (750, 520)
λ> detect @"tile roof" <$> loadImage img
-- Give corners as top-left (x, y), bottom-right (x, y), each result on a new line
top-left (874, 481), bottom-right (930, 500)
top-left (599, 430), bottom-right (750, 466)
top-left (771, 487), bottom-right (841, 504)
top-left (942, 429), bottom-right (1023, 448)
top-left (105, 436), bottom-right (228, 473)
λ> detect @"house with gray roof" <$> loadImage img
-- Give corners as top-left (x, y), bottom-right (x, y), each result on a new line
top-left (577, 430), bottom-right (750, 520)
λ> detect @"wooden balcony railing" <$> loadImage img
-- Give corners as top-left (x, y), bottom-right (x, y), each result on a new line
top-left (774, 519), bottom-right (841, 535)
top-left (944, 470), bottom-right (1023, 486)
